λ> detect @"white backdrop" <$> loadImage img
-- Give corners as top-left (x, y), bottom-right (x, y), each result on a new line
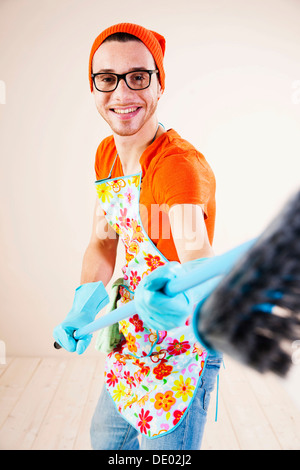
top-left (0, 0), bottom-right (299, 362)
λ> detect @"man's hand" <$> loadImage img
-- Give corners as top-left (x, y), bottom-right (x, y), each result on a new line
top-left (134, 260), bottom-right (210, 331)
top-left (53, 281), bottom-right (109, 354)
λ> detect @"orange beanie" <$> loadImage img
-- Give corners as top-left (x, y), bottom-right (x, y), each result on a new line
top-left (89, 23), bottom-right (166, 92)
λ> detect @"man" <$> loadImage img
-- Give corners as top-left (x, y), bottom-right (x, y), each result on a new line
top-left (54, 23), bottom-right (221, 450)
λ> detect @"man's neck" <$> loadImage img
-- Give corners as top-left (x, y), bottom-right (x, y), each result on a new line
top-left (113, 119), bottom-right (164, 175)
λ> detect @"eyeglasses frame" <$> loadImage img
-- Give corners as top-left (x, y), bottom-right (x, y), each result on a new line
top-left (91, 69), bottom-right (159, 92)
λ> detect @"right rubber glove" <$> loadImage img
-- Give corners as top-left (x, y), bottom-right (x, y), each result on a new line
top-left (134, 259), bottom-right (210, 331)
top-left (53, 281), bottom-right (109, 354)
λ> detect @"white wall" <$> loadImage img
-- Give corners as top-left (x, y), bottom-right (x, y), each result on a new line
top-left (0, 0), bottom-right (299, 358)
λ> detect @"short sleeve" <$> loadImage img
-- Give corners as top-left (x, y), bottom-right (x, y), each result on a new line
top-left (94, 136), bottom-right (117, 181)
top-left (152, 151), bottom-right (215, 217)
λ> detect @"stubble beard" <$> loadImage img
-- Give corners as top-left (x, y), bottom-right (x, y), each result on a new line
top-left (100, 99), bottom-right (159, 138)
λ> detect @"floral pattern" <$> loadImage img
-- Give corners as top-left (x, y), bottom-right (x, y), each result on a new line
top-left (167, 338), bottom-right (191, 356)
top-left (95, 172), bottom-right (208, 438)
top-left (137, 409), bottom-right (153, 434)
top-left (144, 254), bottom-right (165, 271)
top-left (154, 391), bottom-right (176, 412)
top-left (129, 270), bottom-right (141, 291)
top-left (173, 407), bottom-right (187, 426)
top-left (153, 359), bottom-right (173, 380)
top-left (96, 183), bottom-right (113, 203)
top-left (172, 375), bottom-right (195, 402)
top-left (129, 314), bottom-right (144, 333)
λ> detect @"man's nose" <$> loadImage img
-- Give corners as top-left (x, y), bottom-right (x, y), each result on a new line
top-left (113, 77), bottom-right (134, 98)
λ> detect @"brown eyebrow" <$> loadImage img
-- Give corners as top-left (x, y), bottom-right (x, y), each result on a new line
top-left (94, 67), bottom-right (149, 74)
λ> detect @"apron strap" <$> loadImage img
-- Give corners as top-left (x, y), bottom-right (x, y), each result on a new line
top-left (107, 153), bottom-right (119, 179)
top-left (215, 373), bottom-right (220, 422)
top-left (214, 358), bottom-right (225, 422)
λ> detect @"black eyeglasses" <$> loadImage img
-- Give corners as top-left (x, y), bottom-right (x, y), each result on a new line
top-left (91, 69), bottom-right (159, 92)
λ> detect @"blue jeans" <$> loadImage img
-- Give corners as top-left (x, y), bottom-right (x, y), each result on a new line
top-left (90, 356), bottom-right (221, 450)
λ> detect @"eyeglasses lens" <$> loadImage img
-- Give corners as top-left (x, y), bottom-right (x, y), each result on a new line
top-left (94, 71), bottom-right (150, 92)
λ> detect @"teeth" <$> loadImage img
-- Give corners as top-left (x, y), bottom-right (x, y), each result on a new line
top-left (113, 107), bottom-right (138, 114)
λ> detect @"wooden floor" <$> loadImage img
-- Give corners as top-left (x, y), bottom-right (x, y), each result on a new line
top-left (0, 355), bottom-right (300, 450)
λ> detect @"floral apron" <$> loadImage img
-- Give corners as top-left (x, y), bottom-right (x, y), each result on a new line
top-left (95, 155), bottom-right (209, 439)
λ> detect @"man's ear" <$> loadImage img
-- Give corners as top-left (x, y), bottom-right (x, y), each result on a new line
top-left (157, 83), bottom-right (163, 100)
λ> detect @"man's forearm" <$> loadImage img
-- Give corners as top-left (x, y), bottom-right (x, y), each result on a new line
top-left (80, 241), bottom-right (117, 286)
top-left (169, 204), bottom-right (214, 264)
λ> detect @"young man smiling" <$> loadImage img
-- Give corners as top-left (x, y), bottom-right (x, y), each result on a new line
top-left (54, 23), bottom-right (221, 450)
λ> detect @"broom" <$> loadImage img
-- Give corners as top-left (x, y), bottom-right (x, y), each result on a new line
top-left (54, 191), bottom-right (300, 377)
top-left (195, 189), bottom-right (300, 376)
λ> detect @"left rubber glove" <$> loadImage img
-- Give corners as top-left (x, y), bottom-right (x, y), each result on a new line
top-left (53, 281), bottom-right (109, 354)
top-left (134, 261), bottom-right (205, 331)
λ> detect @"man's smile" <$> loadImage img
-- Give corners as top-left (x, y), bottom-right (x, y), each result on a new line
top-left (110, 106), bottom-right (142, 119)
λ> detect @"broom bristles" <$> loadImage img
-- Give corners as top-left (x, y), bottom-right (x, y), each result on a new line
top-left (196, 190), bottom-right (300, 376)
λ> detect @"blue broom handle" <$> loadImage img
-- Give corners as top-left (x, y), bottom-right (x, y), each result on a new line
top-left (74, 238), bottom-right (257, 340)
top-left (74, 276), bottom-right (222, 340)
top-left (73, 301), bottom-right (134, 339)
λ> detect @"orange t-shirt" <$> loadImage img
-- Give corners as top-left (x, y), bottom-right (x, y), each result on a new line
top-left (94, 129), bottom-right (216, 262)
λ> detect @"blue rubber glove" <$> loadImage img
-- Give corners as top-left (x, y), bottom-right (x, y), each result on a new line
top-left (134, 260), bottom-right (209, 331)
top-left (53, 281), bottom-right (109, 354)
